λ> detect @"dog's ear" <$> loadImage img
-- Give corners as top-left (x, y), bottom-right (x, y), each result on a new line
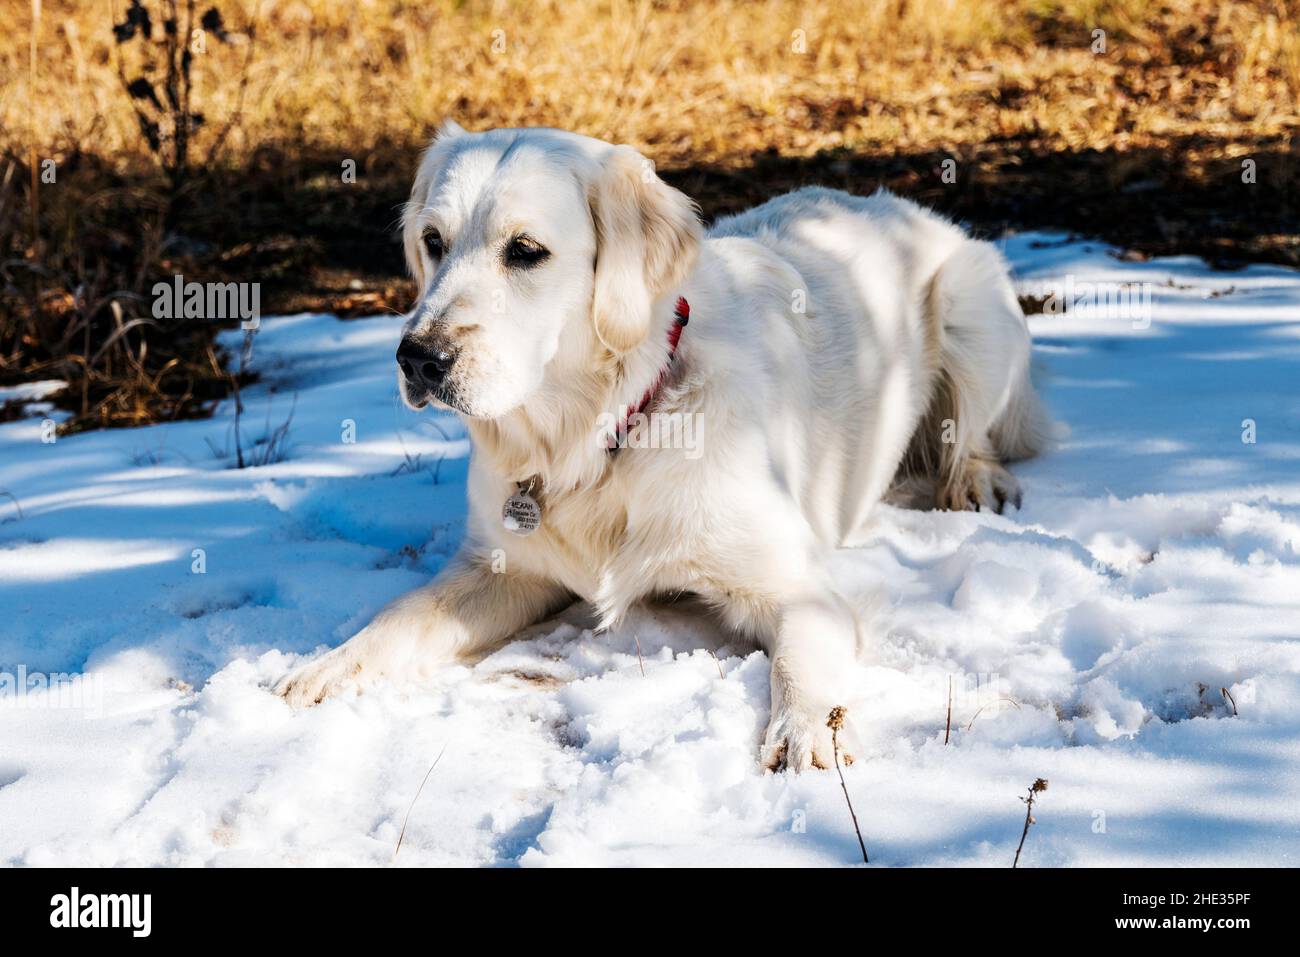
top-left (435, 117), bottom-right (467, 141)
top-left (588, 146), bottom-right (701, 353)
top-left (402, 120), bottom-right (469, 289)
top-left (402, 173), bottom-right (432, 290)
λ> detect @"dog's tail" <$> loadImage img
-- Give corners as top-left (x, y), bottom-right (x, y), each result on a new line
top-left (929, 239), bottom-right (1053, 467)
top-left (889, 238), bottom-right (1053, 510)
top-left (990, 357), bottom-right (1053, 463)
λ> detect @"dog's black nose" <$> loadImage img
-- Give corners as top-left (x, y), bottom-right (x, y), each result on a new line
top-left (396, 336), bottom-right (456, 391)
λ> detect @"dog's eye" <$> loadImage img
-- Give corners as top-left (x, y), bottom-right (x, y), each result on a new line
top-left (504, 235), bottom-right (549, 269)
top-left (423, 228), bottom-right (444, 260)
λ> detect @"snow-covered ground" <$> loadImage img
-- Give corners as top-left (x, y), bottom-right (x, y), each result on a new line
top-left (2, 234), bottom-right (1298, 867)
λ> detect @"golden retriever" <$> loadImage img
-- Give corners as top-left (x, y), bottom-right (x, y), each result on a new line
top-left (276, 121), bottom-right (1048, 771)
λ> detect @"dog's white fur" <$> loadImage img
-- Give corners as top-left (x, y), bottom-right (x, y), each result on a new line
top-left (276, 123), bottom-right (1049, 771)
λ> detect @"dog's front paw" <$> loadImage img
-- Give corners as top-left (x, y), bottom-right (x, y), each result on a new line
top-left (761, 702), bottom-right (856, 772)
top-left (274, 644), bottom-right (372, 707)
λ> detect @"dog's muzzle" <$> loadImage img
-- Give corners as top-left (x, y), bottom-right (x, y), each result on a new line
top-left (397, 335), bottom-right (457, 396)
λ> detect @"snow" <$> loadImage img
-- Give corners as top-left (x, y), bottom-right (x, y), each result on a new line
top-left (2, 233), bottom-right (1299, 867)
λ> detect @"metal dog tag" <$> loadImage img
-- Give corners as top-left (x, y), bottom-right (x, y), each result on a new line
top-left (502, 483), bottom-right (541, 537)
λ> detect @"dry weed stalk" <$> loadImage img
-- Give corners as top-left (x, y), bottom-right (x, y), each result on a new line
top-left (1221, 687), bottom-right (1238, 716)
top-left (964, 696), bottom-right (1023, 732)
top-left (393, 744), bottom-right (447, 860)
top-left (944, 674), bottom-right (953, 745)
top-left (1012, 777), bottom-right (1049, 868)
top-left (827, 706), bottom-right (868, 864)
top-left (0, 490), bottom-right (22, 522)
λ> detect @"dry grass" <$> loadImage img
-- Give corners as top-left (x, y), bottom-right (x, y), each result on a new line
top-left (2, 0), bottom-right (1298, 430)
top-left (8, 0), bottom-right (1299, 167)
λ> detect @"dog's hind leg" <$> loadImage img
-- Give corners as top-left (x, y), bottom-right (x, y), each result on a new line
top-left (909, 239), bottom-right (1050, 513)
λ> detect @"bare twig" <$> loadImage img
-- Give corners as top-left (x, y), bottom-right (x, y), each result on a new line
top-left (230, 337), bottom-right (249, 469)
top-left (944, 674), bottom-right (953, 745)
top-left (1221, 687), bottom-right (1238, 716)
top-left (633, 634), bottom-right (645, 676)
top-left (205, 1), bottom-right (263, 167)
top-left (708, 648), bottom-right (724, 679)
top-left (245, 391), bottom-right (296, 466)
top-left (1012, 778), bottom-right (1048, 868)
top-left (27, 0), bottom-right (40, 342)
top-left (224, 330), bottom-right (299, 470)
top-left (964, 696), bottom-right (1023, 732)
top-left (828, 706), bottom-right (868, 864)
top-left (0, 489), bottom-right (22, 522)
top-left (393, 744), bottom-right (448, 860)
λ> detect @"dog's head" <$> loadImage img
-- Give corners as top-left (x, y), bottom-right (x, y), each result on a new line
top-left (397, 122), bottom-right (701, 418)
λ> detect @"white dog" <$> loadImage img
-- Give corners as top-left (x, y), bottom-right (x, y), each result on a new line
top-left (277, 122), bottom-right (1049, 771)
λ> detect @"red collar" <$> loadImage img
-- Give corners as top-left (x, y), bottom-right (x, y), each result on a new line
top-left (607, 296), bottom-right (689, 452)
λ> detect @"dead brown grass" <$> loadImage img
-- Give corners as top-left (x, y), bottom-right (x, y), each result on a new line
top-left (8, 0), bottom-right (1299, 169)
top-left (2, 0), bottom-right (1298, 431)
